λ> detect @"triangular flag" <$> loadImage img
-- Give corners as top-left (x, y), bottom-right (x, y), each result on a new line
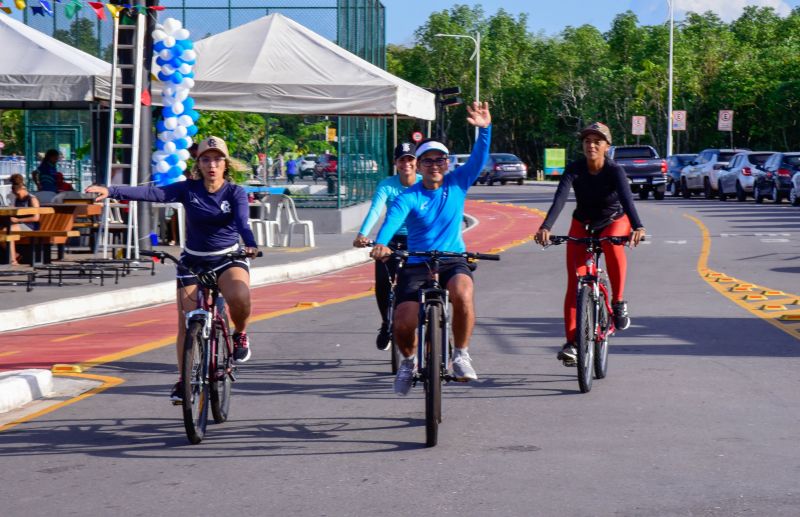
top-left (63, 0), bottom-right (80, 18)
top-left (105, 2), bottom-right (122, 18)
top-left (141, 90), bottom-right (151, 106)
top-left (39, 0), bottom-right (52, 15)
top-left (133, 4), bottom-right (146, 14)
top-left (0, 5), bottom-right (11, 13)
top-left (14, 0), bottom-right (26, 9)
top-left (30, 4), bottom-right (43, 15)
top-left (147, 5), bottom-right (164, 11)
top-left (87, 1), bottom-right (104, 20)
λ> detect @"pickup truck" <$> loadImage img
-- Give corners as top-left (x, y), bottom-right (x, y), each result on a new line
top-left (607, 145), bottom-right (668, 200)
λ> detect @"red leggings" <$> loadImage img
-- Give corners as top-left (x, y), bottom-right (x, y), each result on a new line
top-left (563, 216), bottom-right (631, 342)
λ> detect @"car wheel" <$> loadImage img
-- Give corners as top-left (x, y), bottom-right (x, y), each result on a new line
top-left (703, 178), bottom-right (715, 199)
top-left (638, 190), bottom-right (649, 200)
top-left (669, 180), bottom-right (679, 197)
top-left (790, 189), bottom-right (800, 206)
top-left (653, 189), bottom-right (665, 200)
top-left (736, 182), bottom-right (746, 202)
top-left (718, 184), bottom-right (727, 201)
top-left (772, 185), bottom-right (782, 204)
top-left (681, 178), bottom-right (691, 199)
top-left (487, 179), bottom-right (494, 186)
top-left (517, 179), bottom-right (524, 185)
top-left (500, 179), bottom-right (507, 185)
top-left (754, 184), bottom-right (764, 204)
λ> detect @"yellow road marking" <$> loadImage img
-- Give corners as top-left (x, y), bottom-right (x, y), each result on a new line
top-left (0, 350), bottom-right (20, 358)
top-left (685, 214), bottom-right (800, 341)
top-left (124, 319), bottom-right (161, 328)
top-left (0, 372), bottom-right (124, 433)
top-left (51, 333), bottom-right (91, 343)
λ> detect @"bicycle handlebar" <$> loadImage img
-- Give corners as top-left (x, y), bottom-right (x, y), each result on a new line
top-left (366, 241), bottom-right (500, 261)
top-left (141, 249), bottom-right (262, 265)
top-left (546, 235), bottom-right (633, 247)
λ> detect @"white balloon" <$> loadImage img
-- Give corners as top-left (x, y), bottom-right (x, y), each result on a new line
top-left (175, 89), bottom-right (189, 102)
top-left (177, 175), bottom-right (187, 182)
top-left (158, 131), bottom-right (171, 142)
top-left (161, 64), bottom-right (175, 75)
top-left (178, 149), bottom-right (190, 161)
top-left (164, 36), bottom-right (176, 48)
top-left (152, 151), bottom-right (168, 162)
top-left (171, 102), bottom-right (184, 115)
top-left (174, 28), bottom-right (190, 40)
top-left (164, 141), bottom-right (177, 154)
top-left (164, 117), bottom-right (178, 130)
top-left (163, 18), bottom-right (182, 34)
top-left (178, 115), bottom-right (193, 127)
top-left (173, 126), bottom-right (187, 138)
top-left (182, 77), bottom-right (195, 88)
top-left (156, 160), bottom-right (170, 173)
top-left (158, 49), bottom-right (173, 60)
top-left (177, 161), bottom-right (187, 171)
top-left (181, 49), bottom-right (197, 61)
top-left (152, 29), bottom-right (166, 41)
top-left (178, 63), bottom-right (192, 75)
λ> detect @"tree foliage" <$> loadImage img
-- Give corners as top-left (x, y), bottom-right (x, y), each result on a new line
top-left (388, 5), bottom-right (800, 169)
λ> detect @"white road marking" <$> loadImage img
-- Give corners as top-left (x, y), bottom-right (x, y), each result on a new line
top-left (665, 240), bottom-right (688, 244)
top-left (760, 238), bottom-right (790, 243)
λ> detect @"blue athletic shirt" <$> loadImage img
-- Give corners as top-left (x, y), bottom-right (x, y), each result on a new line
top-left (358, 173), bottom-right (422, 238)
top-left (375, 125), bottom-right (491, 263)
top-left (108, 179), bottom-right (257, 252)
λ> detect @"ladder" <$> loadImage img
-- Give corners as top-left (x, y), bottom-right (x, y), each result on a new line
top-left (101, 9), bottom-right (146, 260)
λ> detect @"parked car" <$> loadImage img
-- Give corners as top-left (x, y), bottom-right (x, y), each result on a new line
top-left (448, 153), bottom-right (470, 174)
top-left (717, 151), bottom-right (774, 201)
top-left (789, 167), bottom-right (800, 206)
top-left (680, 148), bottom-right (746, 199)
top-left (478, 153), bottom-right (527, 185)
top-left (299, 154), bottom-right (318, 178)
top-left (608, 145), bottom-right (668, 200)
top-left (753, 152), bottom-right (800, 204)
top-left (665, 154), bottom-right (696, 197)
top-left (313, 154), bottom-right (338, 181)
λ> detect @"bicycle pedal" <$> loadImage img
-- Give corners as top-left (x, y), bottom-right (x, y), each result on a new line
top-left (171, 400), bottom-right (183, 406)
top-left (562, 359), bottom-right (577, 367)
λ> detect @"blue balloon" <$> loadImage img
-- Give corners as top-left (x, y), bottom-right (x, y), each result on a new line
top-left (173, 138), bottom-right (188, 150)
top-left (168, 166), bottom-right (183, 177)
top-left (188, 110), bottom-right (200, 122)
top-left (156, 57), bottom-right (168, 67)
top-left (170, 57), bottom-right (183, 68)
top-left (152, 172), bottom-right (165, 185)
top-left (157, 71), bottom-right (172, 82)
top-left (171, 71), bottom-right (184, 84)
top-left (154, 41), bottom-right (166, 52)
top-left (155, 140), bottom-right (166, 151)
top-left (183, 72), bottom-right (195, 79)
top-left (183, 98), bottom-right (195, 111)
top-left (166, 154), bottom-right (179, 166)
top-left (186, 125), bottom-right (198, 137)
top-left (156, 120), bottom-right (167, 133)
top-left (162, 106), bottom-right (174, 118)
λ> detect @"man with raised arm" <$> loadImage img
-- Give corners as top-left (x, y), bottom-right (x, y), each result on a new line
top-left (371, 101), bottom-right (492, 395)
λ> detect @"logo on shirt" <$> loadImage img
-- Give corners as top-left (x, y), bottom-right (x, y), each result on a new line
top-left (189, 194), bottom-right (201, 205)
top-left (220, 200), bottom-right (231, 213)
top-left (420, 200), bottom-right (429, 211)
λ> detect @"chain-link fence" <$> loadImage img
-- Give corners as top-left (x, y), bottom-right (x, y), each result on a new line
top-left (19, 0), bottom-right (388, 208)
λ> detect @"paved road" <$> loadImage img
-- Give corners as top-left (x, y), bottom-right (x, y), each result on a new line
top-left (1, 184), bottom-right (799, 516)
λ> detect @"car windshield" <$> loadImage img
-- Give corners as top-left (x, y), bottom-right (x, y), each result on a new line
top-left (614, 148), bottom-right (655, 159)
top-left (784, 155), bottom-right (800, 167)
top-left (749, 153), bottom-right (772, 165)
top-left (718, 152), bottom-right (736, 162)
top-left (676, 155), bottom-right (696, 165)
top-left (491, 154), bottom-right (520, 162)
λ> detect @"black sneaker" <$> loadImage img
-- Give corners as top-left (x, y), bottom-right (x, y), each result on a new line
top-left (233, 332), bottom-right (252, 363)
top-left (612, 301), bottom-right (631, 330)
top-left (170, 380), bottom-right (183, 404)
top-left (376, 322), bottom-right (391, 351)
top-left (557, 342), bottom-right (577, 364)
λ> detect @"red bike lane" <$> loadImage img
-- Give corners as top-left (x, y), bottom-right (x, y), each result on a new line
top-left (0, 201), bottom-right (542, 373)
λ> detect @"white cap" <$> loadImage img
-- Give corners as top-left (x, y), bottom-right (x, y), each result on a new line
top-left (415, 141), bottom-right (449, 158)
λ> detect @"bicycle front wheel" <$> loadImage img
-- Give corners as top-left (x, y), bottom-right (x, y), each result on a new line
top-left (575, 286), bottom-right (595, 393)
top-left (424, 303), bottom-right (442, 447)
top-left (210, 316), bottom-right (233, 424)
top-left (182, 320), bottom-right (210, 444)
top-left (594, 278), bottom-right (610, 379)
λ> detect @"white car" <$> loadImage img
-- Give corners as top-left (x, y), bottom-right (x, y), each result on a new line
top-left (448, 154), bottom-right (470, 174)
top-left (680, 148), bottom-right (743, 199)
top-left (299, 154), bottom-right (318, 178)
top-left (790, 168), bottom-right (800, 206)
top-left (717, 151), bottom-right (773, 201)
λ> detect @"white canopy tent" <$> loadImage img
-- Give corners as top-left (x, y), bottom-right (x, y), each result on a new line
top-left (0, 14), bottom-right (112, 108)
top-left (155, 13), bottom-right (435, 120)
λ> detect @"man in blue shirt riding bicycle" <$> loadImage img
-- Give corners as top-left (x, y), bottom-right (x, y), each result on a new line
top-left (371, 101), bottom-right (492, 395)
top-left (353, 142), bottom-right (422, 350)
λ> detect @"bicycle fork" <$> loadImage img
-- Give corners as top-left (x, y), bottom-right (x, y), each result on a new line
top-left (415, 291), bottom-right (451, 385)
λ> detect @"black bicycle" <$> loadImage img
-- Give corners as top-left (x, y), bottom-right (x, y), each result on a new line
top-left (390, 249), bottom-right (500, 447)
top-left (545, 234), bottom-right (629, 393)
top-left (141, 249), bottom-right (259, 444)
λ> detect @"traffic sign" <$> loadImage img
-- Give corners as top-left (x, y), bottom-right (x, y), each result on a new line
top-left (718, 110), bottom-right (734, 131)
top-left (411, 131), bottom-right (423, 143)
top-left (672, 110), bottom-right (687, 131)
top-left (632, 116), bottom-right (646, 136)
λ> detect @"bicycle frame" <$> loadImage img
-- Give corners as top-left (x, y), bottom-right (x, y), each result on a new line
top-left (182, 275), bottom-right (234, 385)
top-left (415, 256), bottom-right (451, 383)
top-left (572, 237), bottom-right (615, 343)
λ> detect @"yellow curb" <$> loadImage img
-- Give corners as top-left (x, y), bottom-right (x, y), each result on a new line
top-left (730, 286), bottom-right (752, 292)
top-left (295, 302), bottom-right (320, 308)
top-left (761, 305), bottom-right (787, 311)
top-left (51, 364), bottom-right (83, 374)
top-left (735, 283), bottom-right (756, 288)
top-left (706, 272), bottom-right (724, 278)
top-left (716, 277), bottom-right (736, 283)
top-left (763, 290), bottom-right (786, 296)
top-left (743, 294), bottom-right (768, 301)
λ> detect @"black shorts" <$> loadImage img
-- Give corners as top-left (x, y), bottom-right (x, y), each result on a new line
top-left (395, 257), bottom-right (473, 304)
top-left (176, 253), bottom-right (250, 288)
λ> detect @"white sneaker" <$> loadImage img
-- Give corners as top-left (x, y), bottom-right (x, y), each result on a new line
top-left (394, 358), bottom-right (416, 396)
top-left (452, 350), bottom-right (477, 381)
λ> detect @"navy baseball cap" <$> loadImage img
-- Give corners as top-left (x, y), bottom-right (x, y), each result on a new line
top-left (394, 142), bottom-right (417, 160)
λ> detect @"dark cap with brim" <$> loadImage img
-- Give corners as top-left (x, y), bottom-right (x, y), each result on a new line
top-left (579, 122), bottom-right (612, 145)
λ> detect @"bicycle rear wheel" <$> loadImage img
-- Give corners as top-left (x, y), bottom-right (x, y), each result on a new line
top-left (182, 320), bottom-right (210, 444)
top-left (210, 307), bottom-right (233, 423)
top-left (575, 286), bottom-right (595, 393)
top-left (594, 279), bottom-right (610, 379)
top-left (424, 303), bottom-right (442, 447)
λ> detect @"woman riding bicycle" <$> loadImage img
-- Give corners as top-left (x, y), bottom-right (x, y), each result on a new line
top-left (86, 136), bottom-right (258, 401)
top-left (534, 122), bottom-right (645, 364)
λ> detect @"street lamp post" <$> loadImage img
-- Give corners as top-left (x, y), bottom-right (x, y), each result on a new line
top-left (666, 0), bottom-right (675, 157)
top-left (434, 31), bottom-right (481, 144)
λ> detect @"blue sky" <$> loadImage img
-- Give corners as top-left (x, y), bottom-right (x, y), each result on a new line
top-left (385, 0), bottom-right (800, 45)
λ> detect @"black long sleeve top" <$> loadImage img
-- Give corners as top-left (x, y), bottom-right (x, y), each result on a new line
top-left (540, 157), bottom-right (644, 231)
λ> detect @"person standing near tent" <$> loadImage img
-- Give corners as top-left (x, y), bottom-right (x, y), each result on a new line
top-left (274, 154), bottom-right (284, 179)
top-left (286, 157), bottom-right (298, 184)
top-left (32, 149), bottom-right (60, 192)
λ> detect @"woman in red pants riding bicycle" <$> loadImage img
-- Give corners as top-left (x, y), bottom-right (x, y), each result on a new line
top-left (534, 122), bottom-right (646, 363)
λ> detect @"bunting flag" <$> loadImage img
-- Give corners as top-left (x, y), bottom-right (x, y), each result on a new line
top-left (39, 0), bottom-right (52, 15)
top-left (105, 2), bottom-right (122, 18)
top-left (63, 0), bottom-right (80, 18)
top-left (31, 4), bottom-right (44, 15)
top-left (14, 0), bottom-right (25, 9)
top-left (6, 0), bottom-right (166, 20)
top-left (0, 2), bottom-right (12, 14)
top-left (86, 1), bottom-right (104, 20)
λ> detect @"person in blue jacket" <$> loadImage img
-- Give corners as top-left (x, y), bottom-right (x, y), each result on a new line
top-left (371, 101), bottom-right (492, 395)
top-left (353, 142), bottom-right (422, 350)
top-left (87, 136), bottom-right (259, 402)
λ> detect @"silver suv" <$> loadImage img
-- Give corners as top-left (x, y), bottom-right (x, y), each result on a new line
top-left (680, 148), bottom-right (746, 199)
top-left (717, 151), bottom-right (773, 201)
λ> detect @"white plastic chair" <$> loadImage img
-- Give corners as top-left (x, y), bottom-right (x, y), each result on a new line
top-left (280, 195), bottom-right (315, 247)
top-left (248, 196), bottom-right (279, 247)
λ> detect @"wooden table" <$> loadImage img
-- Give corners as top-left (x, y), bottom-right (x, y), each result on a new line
top-left (0, 207), bottom-right (55, 265)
